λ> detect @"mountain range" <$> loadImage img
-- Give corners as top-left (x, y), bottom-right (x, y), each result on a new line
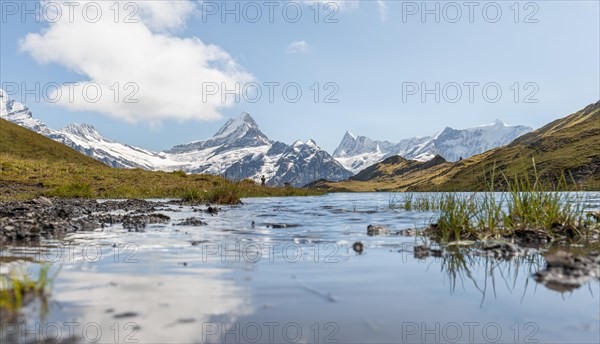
top-left (0, 90), bottom-right (352, 187)
top-left (333, 121), bottom-right (533, 173)
top-left (1, 89), bottom-right (533, 186)
top-left (311, 101), bottom-right (600, 191)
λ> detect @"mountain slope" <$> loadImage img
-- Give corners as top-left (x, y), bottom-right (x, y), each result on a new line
top-left (440, 101), bottom-right (600, 190)
top-left (314, 101), bottom-right (600, 191)
top-left (1, 90), bottom-right (351, 186)
top-left (0, 118), bottom-right (105, 166)
top-left (1, 89), bottom-right (170, 170)
top-left (52, 123), bottom-right (174, 170)
top-left (333, 120), bottom-right (532, 173)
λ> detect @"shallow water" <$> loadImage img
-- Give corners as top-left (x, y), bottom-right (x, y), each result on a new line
top-left (2, 193), bottom-right (599, 343)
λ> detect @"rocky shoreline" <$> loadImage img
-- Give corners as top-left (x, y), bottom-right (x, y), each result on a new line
top-left (0, 197), bottom-right (215, 243)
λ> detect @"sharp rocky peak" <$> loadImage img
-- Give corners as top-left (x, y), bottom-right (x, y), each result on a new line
top-left (0, 89), bottom-right (30, 117)
top-left (213, 112), bottom-right (259, 137)
top-left (61, 123), bottom-right (104, 140)
top-left (343, 130), bottom-right (356, 140)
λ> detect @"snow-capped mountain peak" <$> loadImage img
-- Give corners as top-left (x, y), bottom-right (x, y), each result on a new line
top-left (334, 120), bottom-right (533, 173)
top-left (0, 90), bottom-right (51, 135)
top-left (168, 112), bottom-right (272, 154)
top-left (61, 123), bottom-right (105, 141)
top-left (1, 89), bottom-right (27, 115)
top-left (214, 112), bottom-right (259, 138)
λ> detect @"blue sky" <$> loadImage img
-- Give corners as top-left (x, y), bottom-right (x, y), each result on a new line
top-left (1, 1), bottom-right (599, 152)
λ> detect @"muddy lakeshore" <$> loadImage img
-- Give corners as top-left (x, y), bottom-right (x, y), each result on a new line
top-left (0, 197), bottom-right (219, 242)
top-left (1, 193), bottom-right (599, 343)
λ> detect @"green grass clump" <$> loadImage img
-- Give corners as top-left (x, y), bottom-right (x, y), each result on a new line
top-left (0, 265), bottom-right (58, 311)
top-left (501, 167), bottom-right (586, 234)
top-left (389, 192), bottom-right (440, 211)
top-left (181, 188), bottom-right (203, 202)
top-left (202, 184), bottom-right (242, 205)
top-left (180, 184), bottom-right (242, 205)
top-left (436, 193), bottom-right (478, 241)
top-left (171, 170), bottom-right (188, 178)
top-left (392, 161), bottom-right (596, 242)
top-left (46, 182), bottom-right (95, 198)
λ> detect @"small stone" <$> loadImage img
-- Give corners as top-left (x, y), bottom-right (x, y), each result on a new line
top-left (34, 196), bottom-right (53, 207)
top-left (400, 228), bottom-right (417, 236)
top-left (544, 250), bottom-right (578, 269)
top-left (175, 217), bottom-right (207, 226)
top-left (352, 241), bottom-right (364, 253)
top-left (414, 245), bottom-right (430, 259)
top-left (367, 225), bottom-right (388, 236)
top-left (114, 312), bottom-right (138, 319)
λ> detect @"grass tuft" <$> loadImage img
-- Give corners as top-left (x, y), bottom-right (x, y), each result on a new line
top-left (390, 160), bottom-right (597, 242)
top-left (0, 265), bottom-right (58, 311)
top-left (46, 182), bottom-right (95, 198)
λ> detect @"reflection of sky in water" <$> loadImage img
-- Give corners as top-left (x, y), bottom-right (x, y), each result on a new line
top-left (1, 193), bottom-right (599, 343)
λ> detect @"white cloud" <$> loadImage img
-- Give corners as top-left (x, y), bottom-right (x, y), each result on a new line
top-left (136, 1), bottom-right (197, 32)
top-left (377, 0), bottom-right (389, 22)
top-left (286, 40), bottom-right (312, 54)
top-left (19, 1), bottom-right (252, 123)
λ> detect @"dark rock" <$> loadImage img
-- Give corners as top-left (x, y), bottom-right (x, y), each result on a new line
top-left (513, 228), bottom-right (552, 244)
top-left (399, 228), bottom-right (417, 236)
top-left (534, 250), bottom-right (600, 292)
top-left (207, 206), bottom-right (220, 215)
top-left (175, 217), bottom-right (207, 226)
top-left (266, 223), bottom-right (300, 229)
top-left (113, 312), bottom-right (138, 319)
top-left (414, 245), bottom-right (444, 259)
top-left (367, 225), bottom-right (389, 236)
top-left (352, 241), bottom-right (364, 254)
top-left (177, 318), bottom-right (196, 324)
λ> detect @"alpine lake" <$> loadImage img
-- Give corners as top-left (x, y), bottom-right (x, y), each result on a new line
top-left (1, 192), bottom-right (599, 344)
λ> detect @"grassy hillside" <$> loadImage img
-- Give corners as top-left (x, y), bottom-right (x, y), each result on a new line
top-left (0, 119), bottom-right (321, 201)
top-left (0, 118), bottom-right (105, 166)
top-left (312, 101), bottom-right (600, 192)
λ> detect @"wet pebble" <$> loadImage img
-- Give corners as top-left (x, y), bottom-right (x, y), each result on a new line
top-left (352, 241), bottom-right (364, 254)
top-left (534, 250), bottom-right (600, 292)
top-left (367, 225), bottom-right (389, 236)
top-left (113, 312), bottom-right (138, 319)
top-left (175, 217), bottom-right (207, 226)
